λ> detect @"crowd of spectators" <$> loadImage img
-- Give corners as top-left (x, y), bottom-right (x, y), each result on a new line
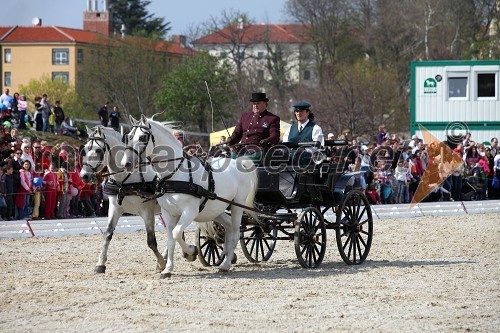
top-left (0, 126), bottom-right (108, 221)
top-left (1, 87), bottom-right (499, 222)
top-left (0, 88), bottom-right (106, 221)
top-left (0, 88), bottom-right (85, 140)
top-left (327, 127), bottom-right (500, 205)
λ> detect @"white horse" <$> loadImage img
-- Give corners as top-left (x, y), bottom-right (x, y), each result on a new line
top-left (121, 115), bottom-right (258, 278)
top-left (80, 126), bottom-right (168, 274)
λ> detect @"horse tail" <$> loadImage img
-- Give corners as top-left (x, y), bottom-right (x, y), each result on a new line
top-left (237, 157), bottom-right (260, 222)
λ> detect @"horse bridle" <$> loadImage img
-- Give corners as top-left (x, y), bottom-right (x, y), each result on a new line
top-left (82, 133), bottom-right (111, 174)
top-left (126, 122), bottom-right (186, 179)
top-left (125, 123), bottom-right (155, 165)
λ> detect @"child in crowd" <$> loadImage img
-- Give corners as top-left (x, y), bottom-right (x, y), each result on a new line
top-left (43, 163), bottom-right (58, 219)
top-left (366, 183), bottom-right (381, 205)
top-left (0, 167), bottom-right (6, 219)
top-left (16, 160), bottom-right (33, 219)
top-left (3, 165), bottom-right (14, 220)
top-left (395, 160), bottom-right (410, 204)
top-left (56, 167), bottom-right (69, 218)
top-left (31, 164), bottom-right (43, 220)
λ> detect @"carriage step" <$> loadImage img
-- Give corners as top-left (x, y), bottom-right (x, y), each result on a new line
top-left (257, 213), bottom-right (296, 220)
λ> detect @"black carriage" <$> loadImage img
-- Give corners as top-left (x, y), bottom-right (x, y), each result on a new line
top-left (196, 140), bottom-right (373, 269)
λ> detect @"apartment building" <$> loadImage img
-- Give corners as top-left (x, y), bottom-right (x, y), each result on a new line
top-left (193, 23), bottom-right (318, 87)
top-left (0, 2), bottom-right (193, 93)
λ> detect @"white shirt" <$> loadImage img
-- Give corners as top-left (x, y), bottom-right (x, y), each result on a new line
top-left (283, 119), bottom-right (325, 146)
top-left (494, 154), bottom-right (500, 171)
top-left (0, 93), bottom-right (12, 108)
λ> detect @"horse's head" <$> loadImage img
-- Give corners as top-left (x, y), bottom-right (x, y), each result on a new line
top-left (80, 125), bottom-right (123, 183)
top-left (121, 114), bottom-right (184, 173)
top-left (121, 114), bottom-right (154, 172)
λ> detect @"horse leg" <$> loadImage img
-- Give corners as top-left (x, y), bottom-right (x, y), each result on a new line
top-left (161, 213), bottom-right (197, 263)
top-left (217, 210), bottom-right (242, 272)
top-left (94, 197), bottom-right (122, 273)
top-left (159, 208), bottom-right (177, 279)
top-left (140, 202), bottom-right (166, 273)
top-left (159, 209), bottom-right (198, 279)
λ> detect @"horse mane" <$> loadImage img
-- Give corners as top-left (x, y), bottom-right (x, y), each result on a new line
top-left (96, 126), bottom-right (123, 143)
top-left (146, 118), bottom-right (178, 135)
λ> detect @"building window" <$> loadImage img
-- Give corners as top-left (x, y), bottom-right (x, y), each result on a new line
top-left (52, 48), bottom-right (69, 65)
top-left (304, 70), bottom-right (311, 80)
top-left (4, 49), bottom-right (11, 63)
top-left (52, 72), bottom-right (69, 82)
top-left (77, 49), bottom-right (84, 64)
top-left (4, 72), bottom-right (11, 86)
top-left (219, 51), bottom-right (227, 59)
top-left (477, 73), bottom-right (496, 98)
top-left (257, 51), bottom-right (264, 60)
top-left (448, 77), bottom-right (468, 98)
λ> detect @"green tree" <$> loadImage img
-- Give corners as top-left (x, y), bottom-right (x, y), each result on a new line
top-left (109, 0), bottom-right (170, 38)
top-left (18, 74), bottom-right (84, 118)
top-left (154, 52), bottom-right (235, 135)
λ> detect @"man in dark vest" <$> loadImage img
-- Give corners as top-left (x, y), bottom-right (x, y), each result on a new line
top-left (283, 102), bottom-right (324, 146)
top-left (227, 92), bottom-right (280, 163)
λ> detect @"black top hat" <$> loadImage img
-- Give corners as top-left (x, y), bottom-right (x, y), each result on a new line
top-left (250, 92), bottom-right (269, 102)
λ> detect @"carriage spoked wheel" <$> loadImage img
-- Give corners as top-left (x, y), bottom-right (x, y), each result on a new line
top-left (195, 223), bottom-right (225, 267)
top-left (195, 222), bottom-right (237, 267)
top-left (335, 190), bottom-right (373, 265)
top-left (294, 207), bottom-right (327, 268)
top-left (240, 222), bottom-right (278, 263)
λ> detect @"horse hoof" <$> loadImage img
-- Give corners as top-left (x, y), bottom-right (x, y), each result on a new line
top-left (94, 266), bottom-right (106, 274)
top-left (183, 247), bottom-right (199, 262)
top-left (231, 253), bottom-right (237, 264)
top-left (159, 272), bottom-right (172, 279)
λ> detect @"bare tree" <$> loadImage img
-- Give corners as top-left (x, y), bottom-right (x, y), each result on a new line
top-left (78, 37), bottom-right (174, 120)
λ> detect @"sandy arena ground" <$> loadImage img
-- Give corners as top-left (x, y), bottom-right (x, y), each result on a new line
top-left (0, 213), bottom-right (499, 333)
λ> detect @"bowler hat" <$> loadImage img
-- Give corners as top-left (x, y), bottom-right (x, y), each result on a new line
top-left (250, 92), bottom-right (269, 102)
top-left (293, 102), bottom-right (311, 110)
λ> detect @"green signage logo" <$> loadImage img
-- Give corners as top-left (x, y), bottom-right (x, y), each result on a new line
top-left (424, 78), bottom-right (437, 94)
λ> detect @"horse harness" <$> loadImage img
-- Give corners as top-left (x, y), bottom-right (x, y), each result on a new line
top-left (138, 152), bottom-right (214, 213)
top-left (128, 122), bottom-right (250, 213)
top-left (86, 130), bottom-right (154, 205)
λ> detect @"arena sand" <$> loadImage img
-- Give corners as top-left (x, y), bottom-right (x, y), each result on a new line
top-left (1, 213), bottom-right (499, 333)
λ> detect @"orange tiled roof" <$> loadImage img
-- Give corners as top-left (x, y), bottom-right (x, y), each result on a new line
top-left (0, 27), bottom-right (13, 39)
top-left (193, 24), bottom-right (309, 45)
top-left (0, 26), bottom-right (194, 55)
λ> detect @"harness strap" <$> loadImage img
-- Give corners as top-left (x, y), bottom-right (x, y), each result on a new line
top-left (197, 158), bottom-right (215, 212)
top-left (105, 178), bottom-right (157, 205)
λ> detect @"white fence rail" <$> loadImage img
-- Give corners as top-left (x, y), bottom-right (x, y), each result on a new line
top-left (1, 200), bottom-right (499, 239)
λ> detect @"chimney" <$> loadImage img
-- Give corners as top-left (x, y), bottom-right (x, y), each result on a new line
top-left (170, 35), bottom-right (187, 47)
top-left (83, 0), bottom-right (112, 36)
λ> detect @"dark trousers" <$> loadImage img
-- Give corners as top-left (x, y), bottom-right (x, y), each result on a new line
top-left (451, 175), bottom-right (462, 201)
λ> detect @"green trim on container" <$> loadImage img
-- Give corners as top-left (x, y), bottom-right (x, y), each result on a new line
top-left (411, 60), bottom-right (500, 68)
top-left (410, 121), bottom-right (500, 132)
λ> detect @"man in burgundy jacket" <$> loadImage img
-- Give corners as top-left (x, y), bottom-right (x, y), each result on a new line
top-left (227, 92), bottom-right (280, 163)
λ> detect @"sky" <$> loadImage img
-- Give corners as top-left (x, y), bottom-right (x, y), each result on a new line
top-left (2, 0), bottom-right (290, 36)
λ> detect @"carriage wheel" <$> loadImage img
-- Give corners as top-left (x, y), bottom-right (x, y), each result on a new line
top-left (294, 207), bottom-right (327, 268)
top-left (240, 223), bottom-right (278, 263)
top-left (195, 223), bottom-right (225, 267)
top-left (335, 190), bottom-right (373, 265)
